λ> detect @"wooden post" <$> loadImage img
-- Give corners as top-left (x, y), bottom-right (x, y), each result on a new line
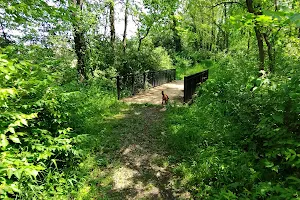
top-left (206, 69), bottom-right (209, 81)
top-left (131, 74), bottom-right (134, 96)
top-left (174, 69), bottom-right (176, 81)
top-left (117, 76), bottom-right (120, 100)
top-left (143, 72), bottom-right (146, 89)
top-left (184, 77), bottom-right (187, 103)
top-left (152, 72), bottom-right (155, 87)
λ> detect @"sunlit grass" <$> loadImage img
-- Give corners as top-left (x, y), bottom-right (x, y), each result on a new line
top-left (176, 60), bottom-right (214, 80)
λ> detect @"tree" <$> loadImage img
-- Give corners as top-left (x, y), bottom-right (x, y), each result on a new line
top-left (109, 0), bottom-right (115, 48)
top-left (72, 0), bottom-right (88, 81)
top-left (123, 0), bottom-right (129, 53)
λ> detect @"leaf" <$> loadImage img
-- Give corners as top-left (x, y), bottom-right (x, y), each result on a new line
top-left (287, 176), bottom-right (300, 185)
top-left (20, 118), bottom-right (28, 126)
top-left (0, 134), bottom-right (9, 148)
top-left (271, 165), bottom-right (279, 173)
top-left (51, 159), bottom-right (58, 169)
top-left (14, 169), bottom-right (22, 180)
top-left (10, 183), bottom-right (21, 193)
top-left (7, 168), bottom-right (16, 179)
top-left (5, 75), bottom-right (11, 80)
top-left (9, 135), bottom-right (21, 143)
top-left (288, 149), bottom-right (296, 155)
top-left (272, 114), bottom-right (283, 124)
top-left (27, 169), bottom-right (39, 178)
top-left (5, 127), bottom-right (15, 134)
top-left (265, 160), bottom-right (274, 168)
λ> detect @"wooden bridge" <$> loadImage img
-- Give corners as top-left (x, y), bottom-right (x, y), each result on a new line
top-left (115, 69), bottom-right (208, 105)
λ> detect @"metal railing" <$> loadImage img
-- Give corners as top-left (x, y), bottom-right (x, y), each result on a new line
top-left (116, 69), bottom-right (176, 100)
top-left (184, 69), bottom-right (209, 103)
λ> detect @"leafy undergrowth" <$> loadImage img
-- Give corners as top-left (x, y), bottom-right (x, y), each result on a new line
top-left (0, 47), bottom-right (125, 199)
top-left (0, 49), bottom-right (86, 199)
top-left (165, 53), bottom-right (300, 199)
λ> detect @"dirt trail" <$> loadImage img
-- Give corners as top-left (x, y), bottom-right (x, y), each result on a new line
top-left (91, 105), bottom-right (189, 200)
top-left (122, 80), bottom-right (184, 105)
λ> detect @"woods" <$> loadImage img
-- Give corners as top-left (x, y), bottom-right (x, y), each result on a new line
top-left (1, 0), bottom-right (300, 199)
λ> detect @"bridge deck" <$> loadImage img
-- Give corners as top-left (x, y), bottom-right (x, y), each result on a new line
top-left (122, 80), bottom-right (184, 105)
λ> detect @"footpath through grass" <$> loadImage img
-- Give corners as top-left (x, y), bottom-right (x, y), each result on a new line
top-left (74, 103), bottom-right (190, 200)
top-left (68, 61), bottom-right (216, 199)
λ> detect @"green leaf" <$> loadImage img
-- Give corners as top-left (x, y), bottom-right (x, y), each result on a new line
top-left (272, 114), bottom-right (283, 124)
top-left (51, 159), bottom-right (58, 169)
top-left (287, 176), bottom-right (300, 185)
top-left (5, 127), bottom-right (15, 134)
top-left (265, 160), bottom-right (274, 168)
top-left (9, 135), bottom-right (21, 143)
top-left (7, 168), bottom-right (16, 179)
top-left (28, 169), bottom-right (39, 178)
top-left (5, 75), bottom-right (11, 80)
top-left (14, 169), bottom-right (22, 180)
top-left (10, 183), bottom-right (21, 193)
top-left (20, 118), bottom-right (28, 126)
top-left (0, 134), bottom-right (9, 148)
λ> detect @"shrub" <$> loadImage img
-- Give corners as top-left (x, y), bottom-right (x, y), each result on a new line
top-left (165, 50), bottom-right (300, 199)
top-left (0, 47), bottom-right (82, 199)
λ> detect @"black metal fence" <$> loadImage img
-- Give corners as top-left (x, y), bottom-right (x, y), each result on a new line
top-left (116, 69), bottom-right (176, 100)
top-left (184, 69), bottom-right (209, 103)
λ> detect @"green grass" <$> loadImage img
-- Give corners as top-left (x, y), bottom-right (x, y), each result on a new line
top-left (176, 60), bottom-right (215, 80)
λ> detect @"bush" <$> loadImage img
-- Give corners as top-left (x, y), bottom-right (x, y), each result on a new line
top-left (165, 50), bottom-right (300, 199)
top-left (0, 47), bottom-right (82, 199)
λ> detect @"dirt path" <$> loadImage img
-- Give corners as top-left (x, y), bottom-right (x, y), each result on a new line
top-left (122, 80), bottom-right (184, 105)
top-left (82, 105), bottom-right (189, 200)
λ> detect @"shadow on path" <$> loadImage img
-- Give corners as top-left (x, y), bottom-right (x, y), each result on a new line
top-left (80, 104), bottom-right (189, 200)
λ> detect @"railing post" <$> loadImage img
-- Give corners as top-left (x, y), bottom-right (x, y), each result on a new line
top-left (143, 72), bottom-right (146, 89)
top-left (131, 74), bottom-right (134, 96)
top-left (184, 77), bottom-right (187, 103)
top-left (206, 69), bottom-right (209, 81)
top-left (117, 76), bottom-right (120, 100)
top-left (174, 69), bottom-right (176, 81)
top-left (152, 72), bottom-right (155, 87)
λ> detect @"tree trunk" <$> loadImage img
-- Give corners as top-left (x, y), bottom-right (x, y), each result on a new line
top-left (104, 8), bottom-right (108, 37)
top-left (263, 33), bottom-right (275, 72)
top-left (274, 0), bottom-right (278, 11)
top-left (200, 18), bottom-right (204, 49)
top-left (254, 27), bottom-right (265, 71)
top-left (109, 1), bottom-right (115, 48)
top-left (0, 21), bottom-right (7, 41)
top-left (246, 0), bottom-right (265, 71)
top-left (72, 0), bottom-right (87, 82)
top-left (123, 0), bottom-right (129, 54)
top-left (224, 4), bottom-right (229, 52)
top-left (210, 8), bottom-right (214, 51)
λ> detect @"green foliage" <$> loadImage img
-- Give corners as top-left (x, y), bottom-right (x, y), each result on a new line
top-left (1, 0), bottom-right (300, 199)
top-left (165, 51), bottom-right (300, 199)
top-left (0, 47), bottom-right (82, 199)
top-left (176, 59), bottom-right (214, 80)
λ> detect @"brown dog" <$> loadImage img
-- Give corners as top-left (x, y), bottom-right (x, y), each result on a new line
top-left (162, 91), bottom-right (169, 105)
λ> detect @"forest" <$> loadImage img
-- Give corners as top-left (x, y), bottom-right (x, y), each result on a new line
top-left (1, 0), bottom-right (300, 199)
